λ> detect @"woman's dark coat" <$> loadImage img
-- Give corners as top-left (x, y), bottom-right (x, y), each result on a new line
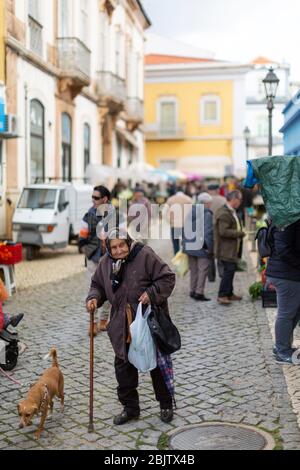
top-left (86, 245), bottom-right (176, 361)
top-left (266, 218), bottom-right (300, 281)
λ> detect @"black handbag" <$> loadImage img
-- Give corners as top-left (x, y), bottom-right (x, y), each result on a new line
top-left (80, 237), bottom-right (99, 259)
top-left (255, 219), bottom-right (274, 258)
top-left (147, 304), bottom-right (181, 355)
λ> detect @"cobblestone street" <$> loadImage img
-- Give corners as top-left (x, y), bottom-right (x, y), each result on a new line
top-left (1, 241), bottom-right (300, 450)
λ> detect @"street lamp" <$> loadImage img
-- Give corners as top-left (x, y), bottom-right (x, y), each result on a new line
top-left (262, 67), bottom-right (280, 156)
top-left (243, 126), bottom-right (251, 160)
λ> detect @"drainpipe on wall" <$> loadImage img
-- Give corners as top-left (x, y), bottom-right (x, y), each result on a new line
top-left (24, 82), bottom-right (28, 185)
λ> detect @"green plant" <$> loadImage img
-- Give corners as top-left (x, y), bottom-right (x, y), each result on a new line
top-left (249, 281), bottom-right (263, 300)
top-left (258, 264), bottom-right (266, 273)
top-left (157, 433), bottom-right (169, 450)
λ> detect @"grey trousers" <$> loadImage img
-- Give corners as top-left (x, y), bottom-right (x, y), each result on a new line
top-left (188, 256), bottom-right (210, 295)
top-left (268, 277), bottom-right (300, 356)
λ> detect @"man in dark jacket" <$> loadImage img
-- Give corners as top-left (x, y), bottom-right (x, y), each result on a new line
top-left (214, 190), bottom-right (245, 305)
top-left (79, 185), bottom-right (115, 335)
top-left (266, 218), bottom-right (300, 364)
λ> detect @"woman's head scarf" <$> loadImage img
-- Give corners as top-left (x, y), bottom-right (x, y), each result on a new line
top-left (106, 228), bottom-right (144, 292)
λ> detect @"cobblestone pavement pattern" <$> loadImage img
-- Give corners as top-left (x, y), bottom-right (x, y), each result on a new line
top-left (14, 245), bottom-right (85, 291)
top-left (1, 241), bottom-right (300, 450)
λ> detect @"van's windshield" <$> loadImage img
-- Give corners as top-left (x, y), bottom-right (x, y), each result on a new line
top-left (18, 189), bottom-right (57, 210)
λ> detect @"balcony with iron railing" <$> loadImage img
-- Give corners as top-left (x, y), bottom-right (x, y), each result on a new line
top-left (57, 37), bottom-right (91, 85)
top-left (29, 16), bottom-right (43, 57)
top-left (96, 71), bottom-right (127, 106)
top-left (126, 97), bottom-right (144, 123)
top-left (145, 123), bottom-right (186, 140)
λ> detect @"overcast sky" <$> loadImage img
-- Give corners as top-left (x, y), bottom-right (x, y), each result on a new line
top-left (141, 0), bottom-right (300, 80)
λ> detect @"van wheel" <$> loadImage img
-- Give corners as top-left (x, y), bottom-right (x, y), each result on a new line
top-left (26, 245), bottom-right (39, 261)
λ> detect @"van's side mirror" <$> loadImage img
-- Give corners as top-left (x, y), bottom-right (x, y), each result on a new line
top-left (58, 201), bottom-right (69, 212)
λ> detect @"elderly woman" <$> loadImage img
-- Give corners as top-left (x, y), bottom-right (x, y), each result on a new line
top-left (86, 228), bottom-right (176, 425)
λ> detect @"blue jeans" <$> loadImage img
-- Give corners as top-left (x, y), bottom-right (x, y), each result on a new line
top-left (268, 277), bottom-right (300, 357)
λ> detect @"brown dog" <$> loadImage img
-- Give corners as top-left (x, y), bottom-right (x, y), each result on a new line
top-left (18, 347), bottom-right (64, 439)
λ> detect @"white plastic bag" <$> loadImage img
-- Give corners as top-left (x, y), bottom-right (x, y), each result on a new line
top-left (128, 303), bottom-right (157, 373)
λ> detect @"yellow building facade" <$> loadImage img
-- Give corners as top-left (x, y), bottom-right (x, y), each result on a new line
top-left (144, 55), bottom-right (251, 177)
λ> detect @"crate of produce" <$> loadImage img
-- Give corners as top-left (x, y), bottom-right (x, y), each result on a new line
top-left (0, 242), bottom-right (23, 265)
top-left (262, 289), bottom-right (277, 308)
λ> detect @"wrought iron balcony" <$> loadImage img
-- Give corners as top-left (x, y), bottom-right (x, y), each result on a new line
top-left (57, 37), bottom-right (91, 85)
top-left (29, 16), bottom-right (43, 57)
top-left (145, 123), bottom-right (186, 140)
top-left (97, 71), bottom-right (126, 105)
top-left (126, 98), bottom-right (144, 122)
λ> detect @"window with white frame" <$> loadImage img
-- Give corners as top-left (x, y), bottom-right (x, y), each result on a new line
top-left (257, 115), bottom-right (268, 137)
top-left (30, 100), bottom-right (45, 183)
top-left (258, 78), bottom-right (265, 98)
top-left (60, 0), bottom-right (69, 37)
top-left (83, 123), bottom-right (91, 171)
top-left (158, 99), bottom-right (177, 134)
top-left (136, 52), bottom-right (142, 98)
top-left (99, 12), bottom-right (107, 71)
top-left (28, 0), bottom-right (40, 22)
top-left (115, 28), bottom-right (122, 77)
top-left (80, 0), bottom-right (89, 45)
top-left (159, 159), bottom-right (176, 170)
top-left (200, 95), bottom-right (221, 125)
top-left (28, 0), bottom-right (43, 56)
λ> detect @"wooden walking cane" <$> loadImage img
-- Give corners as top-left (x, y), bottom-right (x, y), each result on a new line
top-left (88, 309), bottom-right (95, 433)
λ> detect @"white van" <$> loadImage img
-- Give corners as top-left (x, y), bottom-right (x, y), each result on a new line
top-left (12, 183), bottom-right (93, 260)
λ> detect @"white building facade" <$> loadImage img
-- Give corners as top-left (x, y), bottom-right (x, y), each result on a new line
top-left (245, 58), bottom-right (290, 159)
top-left (1, 0), bottom-right (150, 237)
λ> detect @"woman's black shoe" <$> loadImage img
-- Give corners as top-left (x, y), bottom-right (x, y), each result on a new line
top-left (160, 408), bottom-right (173, 423)
top-left (193, 294), bottom-right (211, 301)
top-left (113, 410), bottom-right (140, 425)
top-left (6, 313), bottom-right (24, 328)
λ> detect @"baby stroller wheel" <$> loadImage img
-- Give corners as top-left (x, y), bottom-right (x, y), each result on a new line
top-left (0, 340), bottom-right (19, 371)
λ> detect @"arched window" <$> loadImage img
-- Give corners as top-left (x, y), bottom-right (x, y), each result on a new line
top-left (84, 123), bottom-right (91, 171)
top-left (30, 99), bottom-right (45, 183)
top-left (62, 113), bottom-right (72, 182)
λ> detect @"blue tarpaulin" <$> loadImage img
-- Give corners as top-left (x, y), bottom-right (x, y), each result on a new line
top-left (244, 160), bottom-right (260, 188)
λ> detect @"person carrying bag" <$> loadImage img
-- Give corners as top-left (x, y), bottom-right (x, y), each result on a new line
top-left (128, 303), bottom-right (157, 373)
top-left (86, 228), bottom-right (176, 425)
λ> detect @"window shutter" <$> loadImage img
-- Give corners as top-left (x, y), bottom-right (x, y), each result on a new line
top-left (204, 101), bottom-right (217, 121)
top-left (160, 102), bottom-right (176, 131)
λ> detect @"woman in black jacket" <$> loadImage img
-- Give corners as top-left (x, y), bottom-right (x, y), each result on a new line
top-left (266, 218), bottom-right (300, 364)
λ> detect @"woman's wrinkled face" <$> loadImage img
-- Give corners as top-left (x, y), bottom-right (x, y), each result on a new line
top-left (110, 239), bottom-right (130, 259)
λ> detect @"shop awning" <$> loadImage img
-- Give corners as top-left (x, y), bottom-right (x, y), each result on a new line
top-left (176, 156), bottom-right (233, 178)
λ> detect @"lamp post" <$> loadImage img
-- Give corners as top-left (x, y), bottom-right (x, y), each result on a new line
top-left (262, 67), bottom-right (280, 156)
top-left (243, 126), bottom-right (251, 160)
